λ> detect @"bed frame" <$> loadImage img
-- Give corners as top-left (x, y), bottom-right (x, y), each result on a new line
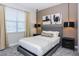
top-left (17, 43), bottom-right (60, 56)
top-left (17, 24), bottom-right (62, 56)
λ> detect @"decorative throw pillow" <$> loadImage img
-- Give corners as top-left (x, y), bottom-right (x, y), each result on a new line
top-left (41, 32), bottom-right (47, 36)
top-left (46, 31), bottom-right (59, 37)
top-left (41, 32), bottom-right (54, 37)
top-left (47, 33), bottom-right (54, 37)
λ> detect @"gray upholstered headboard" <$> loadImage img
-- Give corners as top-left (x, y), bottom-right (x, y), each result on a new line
top-left (42, 24), bottom-right (63, 38)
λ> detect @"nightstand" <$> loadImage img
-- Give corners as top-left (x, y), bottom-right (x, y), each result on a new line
top-left (33, 34), bottom-right (40, 36)
top-left (62, 37), bottom-right (75, 50)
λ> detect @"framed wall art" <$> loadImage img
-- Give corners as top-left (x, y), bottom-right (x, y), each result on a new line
top-left (51, 13), bottom-right (62, 24)
top-left (42, 15), bottom-right (51, 25)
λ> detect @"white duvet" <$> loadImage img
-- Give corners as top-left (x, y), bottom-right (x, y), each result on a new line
top-left (18, 35), bottom-right (60, 56)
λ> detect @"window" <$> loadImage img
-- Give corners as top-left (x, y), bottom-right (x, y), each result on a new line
top-left (5, 7), bottom-right (26, 33)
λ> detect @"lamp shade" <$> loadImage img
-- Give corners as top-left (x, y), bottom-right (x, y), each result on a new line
top-left (64, 22), bottom-right (68, 27)
top-left (69, 22), bottom-right (75, 27)
top-left (34, 24), bottom-right (41, 28)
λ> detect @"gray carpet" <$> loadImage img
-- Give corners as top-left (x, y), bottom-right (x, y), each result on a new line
top-left (0, 45), bottom-right (79, 56)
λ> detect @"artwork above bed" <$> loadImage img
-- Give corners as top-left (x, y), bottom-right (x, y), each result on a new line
top-left (42, 15), bottom-right (51, 21)
top-left (42, 15), bottom-right (51, 25)
top-left (51, 13), bottom-right (62, 24)
top-left (42, 13), bottom-right (62, 25)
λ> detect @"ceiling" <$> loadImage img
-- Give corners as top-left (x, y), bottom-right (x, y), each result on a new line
top-left (2, 3), bottom-right (61, 12)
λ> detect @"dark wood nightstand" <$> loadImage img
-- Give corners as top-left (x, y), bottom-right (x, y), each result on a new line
top-left (33, 34), bottom-right (40, 36)
top-left (62, 37), bottom-right (75, 50)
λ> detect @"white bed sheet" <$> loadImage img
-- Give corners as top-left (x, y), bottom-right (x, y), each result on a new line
top-left (18, 35), bottom-right (60, 56)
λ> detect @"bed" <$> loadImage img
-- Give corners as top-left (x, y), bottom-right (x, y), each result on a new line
top-left (17, 31), bottom-right (61, 56)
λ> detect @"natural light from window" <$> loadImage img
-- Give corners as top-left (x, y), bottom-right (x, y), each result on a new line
top-left (5, 7), bottom-right (26, 33)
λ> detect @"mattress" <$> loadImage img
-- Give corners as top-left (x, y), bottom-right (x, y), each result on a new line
top-left (18, 35), bottom-right (60, 56)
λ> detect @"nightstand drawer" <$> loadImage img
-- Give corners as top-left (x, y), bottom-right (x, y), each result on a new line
top-left (62, 42), bottom-right (74, 49)
top-left (62, 37), bottom-right (75, 50)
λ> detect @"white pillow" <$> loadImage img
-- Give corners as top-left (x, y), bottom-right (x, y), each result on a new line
top-left (42, 31), bottom-right (49, 33)
top-left (41, 32), bottom-right (54, 37)
top-left (42, 31), bottom-right (59, 37)
top-left (48, 31), bottom-right (59, 37)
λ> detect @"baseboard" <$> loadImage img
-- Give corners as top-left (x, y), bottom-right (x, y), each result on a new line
top-left (0, 43), bottom-right (18, 51)
top-left (9, 43), bottom-right (18, 47)
top-left (0, 48), bottom-right (4, 51)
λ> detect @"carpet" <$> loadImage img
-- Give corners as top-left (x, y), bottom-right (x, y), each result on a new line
top-left (0, 45), bottom-right (78, 56)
